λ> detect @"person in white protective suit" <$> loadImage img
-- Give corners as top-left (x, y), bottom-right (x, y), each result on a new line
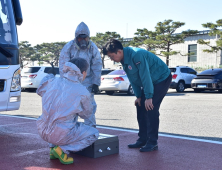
top-left (59, 22), bottom-right (102, 127)
top-left (36, 58), bottom-right (99, 165)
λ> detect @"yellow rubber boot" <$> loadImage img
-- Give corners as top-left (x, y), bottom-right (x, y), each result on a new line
top-left (52, 146), bottom-right (74, 165)
top-left (50, 148), bottom-right (57, 159)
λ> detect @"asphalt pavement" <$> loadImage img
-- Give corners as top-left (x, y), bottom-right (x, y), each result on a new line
top-left (1, 115), bottom-right (222, 170)
top-left (1, 89), bottom-right (222, 142)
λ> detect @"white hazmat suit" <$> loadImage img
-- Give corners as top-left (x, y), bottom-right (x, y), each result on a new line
top-left (36, 62), bottom-right (99, 154)
top-left (59, 22), bottom-right (102, 126)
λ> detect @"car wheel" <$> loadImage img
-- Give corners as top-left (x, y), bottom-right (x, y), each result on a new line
top-left (127, 85), bottom-right (134, 95)
top-left (176, 81), bottom-right (185, 92)
top-left (106, 91), bottom-right (114, 95)
top-left (194, 89), bottom-right (201, 93)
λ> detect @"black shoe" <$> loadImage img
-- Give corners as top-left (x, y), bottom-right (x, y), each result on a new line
top-left (139, 143), bottom-right (158, 152)
top-left (128, 141), bottom-right (146, 148)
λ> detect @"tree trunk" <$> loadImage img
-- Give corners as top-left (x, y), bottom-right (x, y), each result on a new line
top-left (20, 55), bottom-right (23, 68)
top-left (166, 56), bottom-right (169, 66)
top-left (55, 57), bottom-right (58, 66)
top-left (20, 61), bottom-right (23, 69)
top-left (166, 43), bottom-right (170, 66)
top-left (55, 53), bottom-right (59, 66)
top-left (102, 54), bottom-right (105, 68)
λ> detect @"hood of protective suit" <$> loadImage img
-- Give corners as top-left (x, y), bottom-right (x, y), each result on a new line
top-left (75, 22), bottom-right (90, 38)
top-left (63, 62), bottom-right (83, 83)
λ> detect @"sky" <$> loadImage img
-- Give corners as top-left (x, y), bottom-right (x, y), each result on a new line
top-left (17, 0), bottom-right (222, 46)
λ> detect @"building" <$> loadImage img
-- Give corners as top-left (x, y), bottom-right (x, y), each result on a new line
top-left (165, 30), bottom-right (222, 69)
top-left (104, 30), bottom-right (222, 70)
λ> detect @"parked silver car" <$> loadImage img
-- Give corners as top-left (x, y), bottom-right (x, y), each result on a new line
top-left (101, 68), bottom-right (115, 76)
top-left (169, 66), bottom-right (197, 92)
top-left (99, 69), bottom-right (134, 95)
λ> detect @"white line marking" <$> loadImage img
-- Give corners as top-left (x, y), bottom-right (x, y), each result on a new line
top-left (0, 114), bottom-right (36, 120)
top-left (1, 114), bottom-right (222, 145)
top-left (0, 121), bottom-right (33, 127)
top-left (96, 125), bottom-right (222, 145)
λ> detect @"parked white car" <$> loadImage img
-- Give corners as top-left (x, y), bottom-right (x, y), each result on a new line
top-left (99, 69), bottom-right (134, 95)
top-left (169, 66), bottom-right (197, 92)
top-left (101, 68), bottom-right (115, 76)
top-left (21, 66), bottom-right (60, 91)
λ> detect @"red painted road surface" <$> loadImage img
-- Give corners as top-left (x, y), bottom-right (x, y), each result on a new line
top-left (0, 115), bottom-right (222, 170)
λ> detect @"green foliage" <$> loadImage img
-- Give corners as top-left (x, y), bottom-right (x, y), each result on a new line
top-left (91, 31), bottom-right (123, 50)
top-left (91, 31), bottom-right (125, 68)
top-left (19, 41), bottom-right (35, 68)
top-left (19, 41), bottom-right (67, 67)
top-left (191, 65), bottom-right (219, 72)
top-left (37, 42), bottom-right (67, 66)
top-left (131, 19), bottom-right (198, 65)
top-left (31, 44), bottom-right (43, 66)
top-left (37, 61), bottom-right (44, 66)
top-left (198, 19), bottom-right (222, 53)
top-left (130, 28), bottom-right (156, 50)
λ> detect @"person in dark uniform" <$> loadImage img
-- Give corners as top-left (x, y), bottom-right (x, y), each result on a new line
top-left (103, 39), bottom-right (172, 152)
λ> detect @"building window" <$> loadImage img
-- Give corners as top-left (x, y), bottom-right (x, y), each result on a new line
top-left (188, 44), bottom-right (197, 62)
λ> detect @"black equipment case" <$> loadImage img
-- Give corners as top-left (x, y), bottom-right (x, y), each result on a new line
top-left (75, 133), bottom-right (119, 158)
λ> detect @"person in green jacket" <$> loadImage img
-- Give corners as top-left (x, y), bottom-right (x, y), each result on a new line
top-left (103, 39), bottom-right (172, 152)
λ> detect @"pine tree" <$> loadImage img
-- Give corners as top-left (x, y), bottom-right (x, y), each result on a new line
top-left (131, 19), bottom-right (199, 65)
top-left (91, 31), bottom-right (126, 68)
top-left (197, 19), bottom-right (222, 53)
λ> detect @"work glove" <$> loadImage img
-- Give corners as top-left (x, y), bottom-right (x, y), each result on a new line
top-left (91, 84), bottom-right (99, 94)
top-left (48, 63), bottom-right (56, 76)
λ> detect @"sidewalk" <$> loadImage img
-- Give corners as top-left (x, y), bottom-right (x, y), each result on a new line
top-left (0, 115), bottom-right (222, 170)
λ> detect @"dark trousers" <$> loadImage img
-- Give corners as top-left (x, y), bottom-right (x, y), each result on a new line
top-left (136, 74), bottom-right (172, 145)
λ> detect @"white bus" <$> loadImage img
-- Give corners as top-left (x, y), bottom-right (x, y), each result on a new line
top-left (0, 0), bottom-right (23, 111)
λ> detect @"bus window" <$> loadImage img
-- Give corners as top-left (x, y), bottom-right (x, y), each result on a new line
top-left (0, 0), bottom-right (22, 111)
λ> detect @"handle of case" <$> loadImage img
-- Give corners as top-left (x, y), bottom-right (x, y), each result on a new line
top-left (98, 149), bottom-right (103, 153)
top-left (107, 147), bottom-right (111, 151)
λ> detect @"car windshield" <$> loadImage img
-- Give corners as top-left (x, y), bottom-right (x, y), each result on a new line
top-left (101, 69), bottom-right (114, 75)
top-left (24, 67), bottom-right (41, 73)
top-left (44, 67), bottom-right (59, 74)
top-left (0, 0), bottom-right (18, 45)
top-left (0, 0), bottom-right (19, 65)
top-left (169, 68), bottom-right (176, 73)
top-left (198, 69), bottom-right (222, 75)
top-left (108, 70), bottom-right (126, 75)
